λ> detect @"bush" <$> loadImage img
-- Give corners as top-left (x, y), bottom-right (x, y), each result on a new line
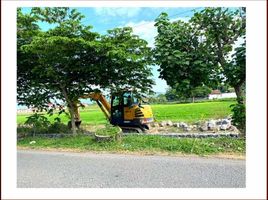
top-left (230, 103), bottom-right (246, 134)
top-left (24, 113), bottom-right (51, 135)
top-left (22, 113), bottom-right (71, 135)
top-left (48, 122), bottom-right (70, 134)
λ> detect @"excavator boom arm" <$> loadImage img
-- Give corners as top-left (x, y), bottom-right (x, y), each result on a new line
top-left (80, 93), bottom-right (111, 121)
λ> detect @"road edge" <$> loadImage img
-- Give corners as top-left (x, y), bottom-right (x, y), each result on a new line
top-left (17, 146), bottom-right (245, 160)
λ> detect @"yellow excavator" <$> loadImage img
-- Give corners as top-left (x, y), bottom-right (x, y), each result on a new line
top-left (75, 90), bottom-right (154, 133)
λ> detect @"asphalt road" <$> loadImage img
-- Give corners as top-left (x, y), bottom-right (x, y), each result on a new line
top-left (17, 150), bottom-right (245, 188)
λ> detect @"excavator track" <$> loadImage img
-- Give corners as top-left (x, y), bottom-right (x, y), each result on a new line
top-left (120, 126), bottom-right (144, 133)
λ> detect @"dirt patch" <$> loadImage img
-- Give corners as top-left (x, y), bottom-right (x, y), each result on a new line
top-left (80, 124), bottom-right (105, 132)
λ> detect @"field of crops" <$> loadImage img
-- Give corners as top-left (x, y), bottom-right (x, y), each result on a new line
top-left (17, 101), bottom-right (235, 125)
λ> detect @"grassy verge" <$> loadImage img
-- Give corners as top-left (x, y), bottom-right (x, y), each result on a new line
top-left (17, 135), bottom-right (245, 156)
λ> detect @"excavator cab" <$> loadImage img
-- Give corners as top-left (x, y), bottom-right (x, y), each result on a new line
top-left (111, 91), bottom-right (136, 125)
top-left (111, 91), bottom-right (154, 132)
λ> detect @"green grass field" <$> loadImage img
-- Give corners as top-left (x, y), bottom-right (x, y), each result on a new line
top-left (17, 100), bottom-right (244, 156)
top-left (17, 101), bottom-right (235, 125)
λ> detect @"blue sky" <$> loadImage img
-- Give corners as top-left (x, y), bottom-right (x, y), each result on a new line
top-left (22, 7), bottom-right (203, 93)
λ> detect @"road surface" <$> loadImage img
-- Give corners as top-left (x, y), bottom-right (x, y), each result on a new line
top-left (17, 150), bottom-right (245, 188)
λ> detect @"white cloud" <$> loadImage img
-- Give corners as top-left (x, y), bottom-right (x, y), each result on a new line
top-left (95, 8), bottom-right (141, 18)
top-left (125, 17), bottom-right (190, 48)
top-left (124, 17), bottom-right (189, 93)
top-left (125, 21), bottom-right (157, 47)
top-left (170, 17), bottom-right (190, 23)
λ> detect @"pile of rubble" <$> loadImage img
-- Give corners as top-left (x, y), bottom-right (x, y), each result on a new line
top-left (150, 118), bottom-right (239, 133)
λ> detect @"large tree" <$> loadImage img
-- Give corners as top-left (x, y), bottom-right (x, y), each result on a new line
top-left (154, 8), bottom-right (246, 102)
top-left (165, 86), bottom-right (211, 102)
top-left (225, 41), bottom-right (246, 103)
top-left (190, 7), bottom-right (246, 101)
top-left (154, 13), bottom-right (214, 96)
top-left (101, 27), bottom-right (154, 94)
top-left (17, 8), bottom-right (154, 134)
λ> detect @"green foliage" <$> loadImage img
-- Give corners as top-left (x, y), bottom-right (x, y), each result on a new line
top-left (17, 8), bottom-right (154, 133)
top-left (190, 8), bottom-right (245, 67)
top-left (191, 86), bottom-right (212, 98)
top-left (165, 87), bottom-right (180, 101)
top-left (154, 13), bottom-right (213, 94)
top-left (230, 103), bottom-right (246, 134)
top-left (17, 135), bottom-right (245, 155)
top-left (226, 42), bottom-right (246, 87)
top-left (154, 8), bottom-right (246, 102)
top-left (48, 122), bottom-right (70, 134)
top-left (17, 125), bottom-right (32, 135)
top-left (25, 113), bottom-right (51, 135)
top-left (217, 84), bottom-right (233, 93)
top-left (147, 94), bottom-right (167, 104)
top-left (100, 27), bottom-right (154, 96)
top-left (165, 85), bottom-right (211, 101)
top-left (31, 7), bottom-right (84, 25)
top-left (225, 41), bottom-right (246, 102)
top-left (22, 113), bottom-right (70, 134)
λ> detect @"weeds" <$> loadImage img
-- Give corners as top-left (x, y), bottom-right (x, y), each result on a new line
top-left (18, 135), bottom-right (245, 156)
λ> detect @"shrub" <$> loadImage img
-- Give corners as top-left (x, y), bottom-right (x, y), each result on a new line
top-left (25, 113), bottom-right (51, 136)
top-left (48, 122), bottom-right (70, 134)
top-left (22, 113), bottom-right (71, 135)
top-left (230, 103), bottom-right (246, 135)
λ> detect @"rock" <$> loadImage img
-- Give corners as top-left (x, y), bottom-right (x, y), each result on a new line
top-left (200, 126), bottom-right (208, 132)
top-left (207, 120), bottom-right (216, 130)
top-left (199, 123), bottom-right (208, 131)
top-left (191, 125), bottom-right (197, 130)
top-left (228, 125), bottom-right (239, 132)
top-left (230, 133), bottom-right (239, 138)
top-left (152, 122), bottom-right (159, 128)
top-left (218, 119), bottom-right (231, 130)
top-left (198, 134), bottom-right (206, 138)
top-left (183, 126), bottom-right (191, 132)
top-left (220, 124), bottom-right (228, 130)
top-left (216, 119), bottom-right (222, 126)
top-left (179, 122), bottom-right (188, 128)
top-left (159, 121), bottom-right (166, 127)
top-left (173, 123), bottom-right (180, 128)
top-left (212, 125), bottom-right (220, 133)
top-left (166, 120), bottom-right (173, 126)
top-left (94, 134), bottom-right (113, 142)
top-left (222, 118), bottom-right (231, 125)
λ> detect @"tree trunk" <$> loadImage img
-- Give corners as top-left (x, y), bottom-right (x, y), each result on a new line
top-left (60, 86), bottom-right (77, 135)
top-left (192, 96), bottom-right (195, 103)
top-left (72, 101), bottom-right (80, 122)
top-left (68, 105), bottom-right (77, 135)
top-left (234, 84), bottom-right (244, 104)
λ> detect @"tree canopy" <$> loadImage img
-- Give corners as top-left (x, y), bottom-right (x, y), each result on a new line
top-left (17, 8), bottom-right (154, 133)
top-left (154, 8), bottom-right (246, 102)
